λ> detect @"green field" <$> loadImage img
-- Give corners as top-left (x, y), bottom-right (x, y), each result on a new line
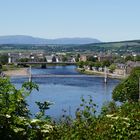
top-left (0, 40), bottom-right (140, 53)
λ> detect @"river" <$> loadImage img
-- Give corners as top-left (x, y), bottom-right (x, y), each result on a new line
top-left (11, 65), bottom-right (120, 119)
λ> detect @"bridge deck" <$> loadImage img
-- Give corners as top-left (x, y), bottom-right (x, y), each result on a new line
top-left (11, 74), bottom-right (100, 78)
top-left (17, 62), bottom-right (76, 65)
top-left (32, 74), bottom-right (98, 78)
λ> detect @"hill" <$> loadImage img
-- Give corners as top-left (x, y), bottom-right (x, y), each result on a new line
top-left (0, 35), bottom-right (101, 44)
top-left (68, 40), bottom-right (140, 53)
top-left (0, 39), bottom-right (139, 53)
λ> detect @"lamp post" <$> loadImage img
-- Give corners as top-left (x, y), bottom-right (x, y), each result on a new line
top-left (124, 65), bottom-right (127, 78)
top-left (139, 77), bottom-right (140, 102)
top-left (104, 66), bottom-right (107, 83)
top-left (29, 65), bottom-right (32, 82)
top-left (132, 53), bottom-right (137, 62)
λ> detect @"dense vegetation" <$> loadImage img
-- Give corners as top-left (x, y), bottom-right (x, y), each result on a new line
top-left (0, 67), bottom-right (140, 139)
top-left (0, 54), bottom-right (8, 65)
top-left (113, 67), bottom-right (140, 102)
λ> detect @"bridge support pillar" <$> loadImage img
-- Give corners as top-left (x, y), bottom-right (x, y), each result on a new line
top-left (41, 64), bottom-right (47, 69)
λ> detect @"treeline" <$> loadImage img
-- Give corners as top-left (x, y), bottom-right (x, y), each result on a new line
top-left (0, 68), bottom-right (140, 139)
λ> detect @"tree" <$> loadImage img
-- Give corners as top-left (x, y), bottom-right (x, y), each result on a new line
top-left (87, 61), bottom-right (94, 70)
top-left (0, 78), bottom-right (52, 139)
top-left (94, 61), bottom-right (102, 68)
top-left (114, 57), bottom-right (125, 63)
top-left (77, 61), bottom-right (84, 68)
top-left (18, 58), bottom-right (29, 62)
top-left (0, 63), bottom-right (2, 73)
top-left (0, 54), bottom-right (8, 65)
top-left (101, 60), bottom-right (111, 67)
top-left (75, 54), bottom-right (80, 62)
top-left (112, 67), bottom-right (140, 102)
top-left (125, 55), bottom-right (133, 62)
top-left (87, 56), bottom-right (97, 62)
top-left (62, 56), bottom-right (68, 62)
top-left (0, 78), bottom-right (140, 139)
top-left (109, 64), bottom-right (116, 73)
top-left (136, 55), bottom-right (140, 61)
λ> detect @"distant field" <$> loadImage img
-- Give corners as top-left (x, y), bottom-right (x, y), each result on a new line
top-left (0, 40), bottom-right (140, 53)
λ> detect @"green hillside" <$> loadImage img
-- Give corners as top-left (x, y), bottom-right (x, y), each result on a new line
top-left (70, 40), bottom-right (140, 53)
top-left (0, 40), bottom-right (140, 53)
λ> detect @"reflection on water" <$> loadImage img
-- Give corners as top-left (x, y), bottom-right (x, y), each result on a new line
top-left (11, 65), bottom-right (120, 119)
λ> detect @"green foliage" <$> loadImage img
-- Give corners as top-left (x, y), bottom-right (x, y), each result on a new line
top-left (75, 54), bottom-right (80, 62)
top-left (62, 56), bottom-right (68, 62)
top-left (22, 81), bottom-right (39, 94)
top-left (101, 60), bottom-right (111, 67)
top-left (114, 57), bottom-right (125, 63)
top-left (77, 61), bottom-right (85, 68)
top-left (0, 78), bottom-right (31, 139)
top-left (136, 55), bottom-right (140, 61)
top-left (101, 101), bottom-right (118, 115)
top-left (35, 101), bottom-right (53, 119)
top-left (87, 56), bottom-right (97, 62)
top-left (0, 78), bottom-right (53, 139)
top-left (0, 77), bottom-right (140, 139)
top-left (0, 64), bottom-right (2, 73)
top-left (49, 98), bottom-right (140, 140)
top-left (125, 55), bottom-right (134, 62)
top-left (18, 58), bottom-right (29, 62)
top-left (0, 54), bottom-right (8, 65)
top-left (94, 61), bottom-right (102, 68)
top-left (109, 64), bottom-right (116, 73)
top-left (113, 67), bottom-right (140, 102)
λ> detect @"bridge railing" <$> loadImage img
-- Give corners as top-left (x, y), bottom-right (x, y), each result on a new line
top-left (17, 62), bottom-right (76, 65)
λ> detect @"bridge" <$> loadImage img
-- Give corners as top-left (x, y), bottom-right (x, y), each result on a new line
top-left (12, 64), bottom-right (108, 83)
top-left (17, 62), bottom-right (76, 65)
top-left (27, 74), bottom-right (99, 78)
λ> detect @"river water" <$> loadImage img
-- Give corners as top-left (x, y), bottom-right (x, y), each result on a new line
top-left (11, 65), bottom-right (120, 119)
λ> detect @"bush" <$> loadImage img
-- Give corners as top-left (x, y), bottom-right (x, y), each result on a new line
top-left (0, 78), bottom-right (140, 139)
top-left (113, 67), bottom-right (140, 102)
top-left (0, 78), bottom-right (53, 139)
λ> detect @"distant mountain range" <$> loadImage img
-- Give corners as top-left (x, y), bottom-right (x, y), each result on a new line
top-left (0, 35), bottom-right (101, 44)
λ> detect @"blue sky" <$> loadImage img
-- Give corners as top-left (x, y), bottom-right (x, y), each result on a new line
top-left (0, 0), bottom-right (140, 42)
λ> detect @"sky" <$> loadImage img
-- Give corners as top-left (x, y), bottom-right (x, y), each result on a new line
top-left (0, 0), bottom-right (140, 42)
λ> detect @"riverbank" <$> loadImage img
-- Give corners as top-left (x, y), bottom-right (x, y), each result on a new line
top-left (77, 68), bottom-right (126, 79)
top-left (3, 68), bottom-right (29, 77)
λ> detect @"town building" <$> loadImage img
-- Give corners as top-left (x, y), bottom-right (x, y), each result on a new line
top-left (79, 55), bottom-right (87, 62)
top-left (45, 55), bottom-right (57, 62)
top-left (126, 61), bottom-right (140, 74)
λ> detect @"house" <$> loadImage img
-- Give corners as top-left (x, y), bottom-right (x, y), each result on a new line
top-left (8, 53), bottom-right (23, 63)
top-left (114, 69), bottom-right (125, 75)
top-left (67, 56), bottom-right (76, 63)
top-left (98, 67), bottom-right (103, 72)
top-left (71, 57), bottom-right (76, 62)
top-left (116, 63), bottom-right (126, 69)
top-left (55, 56), bottom-right (59, 62)
top-left (114, 61), bottom-right (140, 75)
top-left (8, 52), bottom-right (37, 63)
top-left (92, 67), bottom-right (97, 71)
top-left (45, 55), bottom-right (57, 62)
top-left (79, 55), bottom-right (87, 62)
top-left (98, 54), bottom-right (113, 62)
top-left (113, 63), bottom-right (126, 75)
top-left (126, 61), bottom-right (140, 74)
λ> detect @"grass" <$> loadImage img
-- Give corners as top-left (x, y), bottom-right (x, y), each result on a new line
top-left (2, 64), bottom-right (20, 71)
